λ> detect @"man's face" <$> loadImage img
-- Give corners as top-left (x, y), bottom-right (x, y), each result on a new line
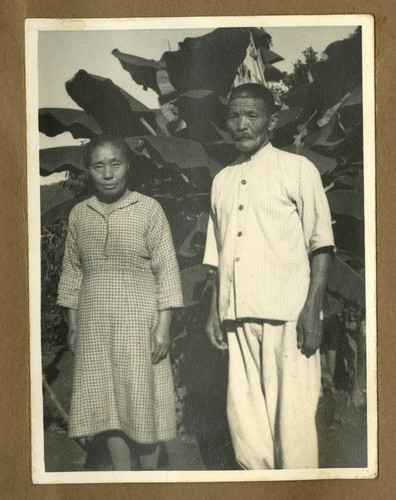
top-left (226, 97), bottom-right (276, 156)
top-left (88, 143), bottom-right (129, 202)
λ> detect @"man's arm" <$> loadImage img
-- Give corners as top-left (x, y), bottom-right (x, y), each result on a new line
top-left (297, 252), bottom-right (333, 358)
top-left (205, 270), bottom-right (228, 351)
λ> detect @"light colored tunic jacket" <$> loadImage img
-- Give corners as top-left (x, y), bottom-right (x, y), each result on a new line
top-left (203, 143), bottom-right (334, 323)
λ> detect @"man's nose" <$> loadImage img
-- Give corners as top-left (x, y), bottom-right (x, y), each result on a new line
top-left (236, 116), bottom-right (248, 130)
top-left (103, 165), bottom-right (114, 179)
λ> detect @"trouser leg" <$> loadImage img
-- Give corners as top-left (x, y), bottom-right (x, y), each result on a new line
top-left (227, 320), bottom-right (321, 470)
top-left (270, 321), bottom-right (321, 469)
top-left (226, 321), bottom-right (276, 469)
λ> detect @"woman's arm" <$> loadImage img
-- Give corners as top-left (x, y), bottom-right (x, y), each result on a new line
top-left (67, 308), bottom-right (78, 354)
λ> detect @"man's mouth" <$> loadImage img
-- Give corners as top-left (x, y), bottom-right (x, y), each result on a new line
top-left (235, 136), bottom-right (254, 141)
top-left (102, 184), bottom-right (117, 190)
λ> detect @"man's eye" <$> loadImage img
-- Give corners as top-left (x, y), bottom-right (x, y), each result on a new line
top-left (227, 115), bottom-right (237, 120)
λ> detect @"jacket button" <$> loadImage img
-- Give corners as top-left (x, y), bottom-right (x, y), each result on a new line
top-left (235, 257), bottom-right (240, 262)
top-left (237, 231), bottom-right (243, 237)
top-left (241, 179), bottom-right (246, 185)
top-left (239, 205), bottom-right (244, 210)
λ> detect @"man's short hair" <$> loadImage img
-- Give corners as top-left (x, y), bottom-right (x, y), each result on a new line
top-left (228, 83), bottom-right (276, 116)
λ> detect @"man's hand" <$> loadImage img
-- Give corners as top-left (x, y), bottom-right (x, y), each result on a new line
top-left (297, 252), bottom-right (333, 358)
top-left (296, 305), bottom-right (322, 358)
top-left (206, 309), bottom-right (228, 351)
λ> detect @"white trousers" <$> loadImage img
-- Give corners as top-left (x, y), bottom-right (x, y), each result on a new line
top-left (226, 320), bottom-right (321, 470)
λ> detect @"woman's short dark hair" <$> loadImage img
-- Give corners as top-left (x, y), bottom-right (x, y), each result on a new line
top-left (83, 134), bottom-right (134, 169)
top-left (229, 83), bottom-right (276, 116)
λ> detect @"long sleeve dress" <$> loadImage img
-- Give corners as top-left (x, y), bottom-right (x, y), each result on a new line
top-left (57, 192), bottom-right (184, 443)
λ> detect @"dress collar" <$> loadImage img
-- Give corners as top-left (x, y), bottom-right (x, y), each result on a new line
top-left (87, 191), bottom-right (140, 216)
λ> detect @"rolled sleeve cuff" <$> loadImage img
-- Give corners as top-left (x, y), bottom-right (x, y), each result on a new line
top-left (158, 296), bottom-right (184, 311)
top-left (57, 294), bottom-right (79, 310)
top-left (309, 237), bottom-right (336, 255)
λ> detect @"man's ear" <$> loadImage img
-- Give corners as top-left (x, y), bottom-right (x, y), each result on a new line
top-left (268, 113), bottom-right (278, 131)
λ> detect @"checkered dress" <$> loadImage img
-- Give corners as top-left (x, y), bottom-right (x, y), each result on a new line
top-left (57, 192), bottom-right (184, 443)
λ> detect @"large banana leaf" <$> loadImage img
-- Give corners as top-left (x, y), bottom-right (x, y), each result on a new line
top-left (126, 136), bottom-right (223, 178)
top-left (41, 196), bottom-right (90, 227)
top-left (327, 255), bottom-right (365, 308)
top-left (40, 146), bottom-right (86, 176)
top-left (66, 70), bottom-right (159, 137)
top-left (39, 108), bottom-right (103, 140)
top-left (178, 212), bottom-right (209, 258)
top-left (280, 144), bottom-right (337, 175)
top-left (180, 264), bottom-right (210, 307)
top-left (327, 189), bottom-right (364, 220)
top-left (112, 49), bottom-right (163, 94)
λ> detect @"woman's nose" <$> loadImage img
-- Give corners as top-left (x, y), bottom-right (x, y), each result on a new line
top-left (103, 165), bottom-right (114, 179)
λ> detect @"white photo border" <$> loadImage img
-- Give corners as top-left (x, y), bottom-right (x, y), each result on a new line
top-left (26, 14), bottom-right (376, 484)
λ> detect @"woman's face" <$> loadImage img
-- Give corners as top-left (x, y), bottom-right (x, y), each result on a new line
top-left (88, 143), bottom-right (130, 202)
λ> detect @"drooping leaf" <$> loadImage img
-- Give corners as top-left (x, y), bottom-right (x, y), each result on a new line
top-left (126, 136), bottom-right (223, 178)
top-left (340, 84), bottom-right (362, 108)
top-left (39, 108), bottom-right (103, 140)
top-left (162, 28), bottom-right (253, 95)
top-left (40, 146), bottom-right (86, 176)
top-left (284, 84), bottom-right (311, 109)
top-left (112, 49), bottom-right (163, 94)
top-left (280, 144), bottom-right (337, 175)
top-left (179, 212), bottom-right (209, 258)
top-left (176, 90), bottom-right (228, 142)
top-left (260, 47), bottom-right (284, 64)
top-left (180, 264), bottom-right (210, 307)
top-left (327, 189), bottom-right (364, 220)
top-left (334, 171), bottom-right (364, 192)
top-left (264, 64), bottom-right (284, 83)
top-left (66, 70), bottom-right (159, 137)
top-left (309, 28), bottom-right (362, 115)
top-left (327, 255), bottom-right (365, 308)
top-left (41, 196), bottom-right (90, 227)
top-left (275, 108), bottom-right (302, 130)
top-left (323, 292), bottom-right (344, 318)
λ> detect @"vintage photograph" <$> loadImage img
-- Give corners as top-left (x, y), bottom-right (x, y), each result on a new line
top-left (26, 16), bottom-right (376, 483)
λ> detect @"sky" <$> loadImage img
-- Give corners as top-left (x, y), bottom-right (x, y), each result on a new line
top-left (38, 24), bottom-right (356, 183)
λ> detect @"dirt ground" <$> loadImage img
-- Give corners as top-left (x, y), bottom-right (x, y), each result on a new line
top-left (42, 347), bottom-right (367, 472)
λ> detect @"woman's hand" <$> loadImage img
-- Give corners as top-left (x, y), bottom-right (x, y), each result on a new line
top-left (67, 309), bottom-right (78, 355)
top-left (151, 309), bottom-right (173, 365)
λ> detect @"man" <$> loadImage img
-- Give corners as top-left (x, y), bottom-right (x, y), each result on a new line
top-left (203, 83), bottom-right (334, 470)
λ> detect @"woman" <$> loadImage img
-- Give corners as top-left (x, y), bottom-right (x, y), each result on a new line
top-left (57, 134), bottom-right (184, 470)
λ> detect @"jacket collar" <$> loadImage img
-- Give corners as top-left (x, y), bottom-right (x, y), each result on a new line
top-left (233, 141), bottom-right (274, 165)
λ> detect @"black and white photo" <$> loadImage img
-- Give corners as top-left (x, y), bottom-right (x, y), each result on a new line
top-left (26, 15), bottom-right (376, 483)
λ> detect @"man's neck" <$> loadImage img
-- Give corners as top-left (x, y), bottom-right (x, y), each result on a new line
top-left (241, 138), bottom-right (271, 161)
